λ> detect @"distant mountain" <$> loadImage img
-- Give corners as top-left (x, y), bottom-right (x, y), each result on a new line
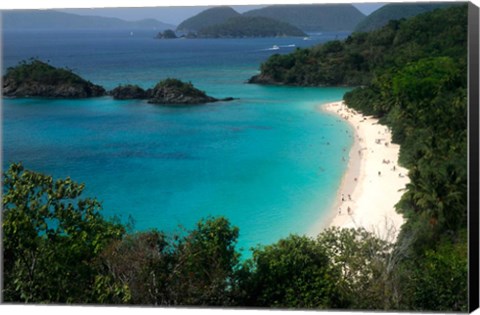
top-left (2, 10), bottom-right (175, 31)
top-left (354, 2), bottom-right (461, 32)
top-left (196, 16), bottom-right (306, 38)
top-left (243, 4), bottom-right (366, 32)
top-left (176, 6), bottom-right (240, 32)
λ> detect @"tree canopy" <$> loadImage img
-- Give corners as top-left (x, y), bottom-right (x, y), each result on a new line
top-left (1, 162), bottom-right (468, 310)
top-left (249, 5), bottom-right (467, 87)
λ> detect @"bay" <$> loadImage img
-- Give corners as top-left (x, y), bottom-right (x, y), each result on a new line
top-left (2, 29), bottom-right (353, 256)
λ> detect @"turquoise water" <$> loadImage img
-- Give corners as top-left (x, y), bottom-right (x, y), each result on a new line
top-left (2, 30), bottom-right (353, 256)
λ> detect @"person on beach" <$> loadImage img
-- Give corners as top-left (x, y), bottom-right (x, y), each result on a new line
top-left (378, 171), bottom-right (381, 176)
top-left (347, 207), bottom-right (351, 215)
top-left (348, 194), bottom-right (351, 201)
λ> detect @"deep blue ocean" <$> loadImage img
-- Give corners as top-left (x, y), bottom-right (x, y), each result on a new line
top-left (2, 29), bottom-right (353, 256)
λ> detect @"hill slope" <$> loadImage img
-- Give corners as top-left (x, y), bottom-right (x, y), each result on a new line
top-left (243, 4), bottom-right (365, 32)
top-left (249, 5), bottom-right (467, 86)
top-left (3, 59), bottom-right (106, 97)
top-left (176, 6), bottom-right (240, 32)
top-left (2, 10), bottom-right (174, 30)
top-left (354, 2), bottom-right (461, 32)
top-left (197, 16), bottom-right (306, 38)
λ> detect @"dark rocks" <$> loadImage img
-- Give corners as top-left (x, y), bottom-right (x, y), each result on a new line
top-left (147, 78), bottom-right (233, 105)
top-left (3, 79), bottom-right (106, 98)
top-left (110, 84), bottom-right (147, 100)
top-left (155, 29), bottom-right (178, 39)
top-left (247, 73), bottom-right (278, 85)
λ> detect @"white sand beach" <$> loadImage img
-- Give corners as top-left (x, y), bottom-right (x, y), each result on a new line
top-left (310, 101), bottom-right (410, 242)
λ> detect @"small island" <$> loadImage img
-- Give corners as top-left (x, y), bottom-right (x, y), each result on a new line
top-left (2, 59), bottom-right (106, 98)
top-left (109, 84), bottom-right (147, 100)
top-left (110, 79), bottom-right (234, 105)
top-left (3, 60), bottom-right (234, 105)
top-left (155, 29), bottom-right (177, 39)
top-left (146, 78), bottom-right (234, 105)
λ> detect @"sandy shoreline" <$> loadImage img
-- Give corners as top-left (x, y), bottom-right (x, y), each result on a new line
top-left (309, 101), bottom-right (410, 242)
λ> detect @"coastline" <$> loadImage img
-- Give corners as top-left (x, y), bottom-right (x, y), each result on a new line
top-left (309, 101), bottom-right (410, 242)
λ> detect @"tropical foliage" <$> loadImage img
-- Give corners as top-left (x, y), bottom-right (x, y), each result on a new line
top-left (2, 163), bottom-right (126, 303)
top-left (354, 2), bottom-right (459, 32)
top-left (250, 5), bottom-right (467, 87)
top-left (5, 59), bottom-right (90, 86)
top-left (2, 59), bottom-right (106, 97)
top-left (1, 160), bottom-right (468, 310)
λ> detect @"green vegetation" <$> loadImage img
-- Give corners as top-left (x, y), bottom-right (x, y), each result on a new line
top-left (197, 16), bottom-right (306, 38)
top-left (176, 7), bottom-right (306, 38)
top-left (6, 59), bottom-right (90, 86)
top-left (3, 62), bottom-right (230, 104)
top-left (176, 6), bottom-right (241, 32)
top-left (152, 78), bottom-right (207, 98)
top-left (2, 160), bottom-right (467, 310)
top-left (2, 163), bottom-right (239, 305)
top-left (354, 2), bottom-right (460, 33)
top-left (249, 5), bottom-right (467, 87)
top-left (2, 164), bottom-right (405, 308)
top-left (2, 163), bottom-right (126, 303)
top-left (3, 59), bottom-right (106, 98)
top-left (243, 4), bottom-right (365, 32)
top-left (147, 78), bottom-right (234, 105)
top-left (109, 84), bottom-right (147, 100)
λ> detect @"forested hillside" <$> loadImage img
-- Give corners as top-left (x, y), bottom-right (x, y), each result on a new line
top-left (176, 6), bottom-right (240, 32)
top-left (243, 4), bottom-right (365, 32)
top-left (249, 5), bottom-right (467, 87)
top-left (354, 2), bottom-right (460, 32)
top-left (196, 16), bottom-right (306, 38)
